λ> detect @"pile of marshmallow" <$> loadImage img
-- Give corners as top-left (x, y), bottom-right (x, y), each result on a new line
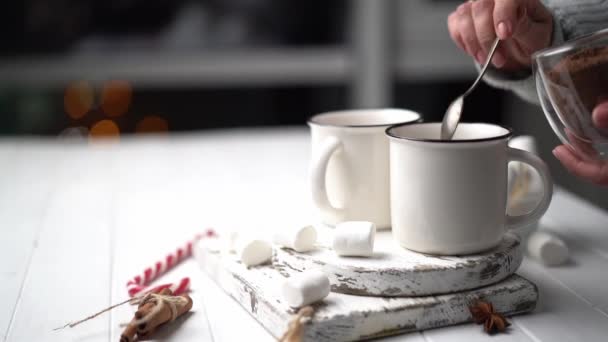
top-left (227, 221), bottom-right (376, 308)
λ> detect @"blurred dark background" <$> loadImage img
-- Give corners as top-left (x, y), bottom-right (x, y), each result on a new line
top-left (0, 0), bottom-right (504, 134)
top-left (0, 0), bottom-right (605, 208)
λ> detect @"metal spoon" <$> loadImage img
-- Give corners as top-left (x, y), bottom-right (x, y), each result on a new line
top-left (441, 38), bottom-right (501, 140)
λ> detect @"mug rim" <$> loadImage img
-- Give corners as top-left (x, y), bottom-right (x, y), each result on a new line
top-left (307, 108), bottom-right (421, 128)
top-left (385, 122), bottom-right (513, 143)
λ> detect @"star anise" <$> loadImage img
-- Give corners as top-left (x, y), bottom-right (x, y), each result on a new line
top-left (468, 300), bottom-right (511, 334)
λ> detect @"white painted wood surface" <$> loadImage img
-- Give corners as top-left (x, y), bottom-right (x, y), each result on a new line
top-left (275, 228), bottom-right (522, 296)
top-left (0, 128), bottom-right (607, 342)
top-left (195, 240), bottom-right (537, 341)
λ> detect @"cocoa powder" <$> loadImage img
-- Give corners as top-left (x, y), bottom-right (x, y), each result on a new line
top-left (547, 46), bottom-right (608, 114)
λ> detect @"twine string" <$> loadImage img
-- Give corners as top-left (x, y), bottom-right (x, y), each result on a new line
top-left (279, 306), bottom-right (314, 342)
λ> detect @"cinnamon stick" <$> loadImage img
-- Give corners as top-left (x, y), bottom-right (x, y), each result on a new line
top-left (120, 289), bottom-right (174, 340)
top-left (179, 295), bottom-right (194, 315)
top-left (159, 288), bottom-right (173, 296)
top-left (134, 288), bottom-right (173, 319)
top-left (135, 294), bottom-right (193, 336)
top-left (120, 322), bottom-right (138, 342)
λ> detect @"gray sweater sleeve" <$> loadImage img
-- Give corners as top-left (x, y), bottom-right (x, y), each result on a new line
top-left (480, 0), bottom-right (608, 104)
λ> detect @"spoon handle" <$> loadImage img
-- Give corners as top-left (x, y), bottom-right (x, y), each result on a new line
top-left (463, 38), bottom-right (500, 98)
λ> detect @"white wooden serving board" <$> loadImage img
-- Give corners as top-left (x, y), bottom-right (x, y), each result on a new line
top-left (275, 229), bottom-right (523, 296)
top-left (194, 241), bottom-right (538, 341)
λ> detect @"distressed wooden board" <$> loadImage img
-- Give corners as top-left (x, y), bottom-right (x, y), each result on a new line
top-left (194, 241), bottom-right (537, 342)
top-left (275, 229), bottom-right (523, 296)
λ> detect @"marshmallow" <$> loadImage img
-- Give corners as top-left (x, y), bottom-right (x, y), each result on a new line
top-left (273, 225), bottom-right (317, 252)
top-left (332, 221), bottom-right (376, 257)
top-left (236, 238), bottom-right (273, 267)
top-left (527, 231), bottom-right (569, 266)
top-left (282, 270), bottom-right (330, 308)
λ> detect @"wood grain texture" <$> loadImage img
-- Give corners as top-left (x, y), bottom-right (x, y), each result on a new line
top-left (514, 259), bottom-right (608, 341)
top-left (5, 160), bottom-right (114, 342)
top-left (0, 143), bottom-right (30, 340)
top-left (0, 144), bottom-right (73, 342)
top-left (275, 229), bottom-right (522, 297)
top-left (194, 241), bottom-right (538, 342)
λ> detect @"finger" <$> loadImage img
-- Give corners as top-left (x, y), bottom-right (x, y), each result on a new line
top-left (456, 2), bottom-right (483, 63)
top-left (472, 0), bottom-right (507, 67)
top-left (499, 0), bottom-right (553, 57)
top-left (565, 129), bottom-right (598, 160)
top-left (553, 145), bottom-right (608, 185)
top-left (448, 12), bottom-right (466, 51)
top-left (471, 0), bottom-right (498, 60)
top-left (592, 101), bottom-right (608, 129)
top-left (493, 0), bottom-right (524, 39)
top-left (492, 45), bottom-right (509, 68)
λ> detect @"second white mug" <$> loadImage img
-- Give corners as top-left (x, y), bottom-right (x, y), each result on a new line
top-left (308, 109), bottom-right (421, 229)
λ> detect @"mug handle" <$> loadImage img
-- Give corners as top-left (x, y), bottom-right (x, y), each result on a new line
top-left (506, 147), bottom-right (554, 230)
top-left (310, 136), bottom-right (343, 215)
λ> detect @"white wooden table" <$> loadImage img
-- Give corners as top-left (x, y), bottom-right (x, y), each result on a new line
top-left (2, 128), bottom-right (608, 342)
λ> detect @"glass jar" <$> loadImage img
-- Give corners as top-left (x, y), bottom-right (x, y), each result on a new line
top-left (534, 28), bottom-right (608, 160)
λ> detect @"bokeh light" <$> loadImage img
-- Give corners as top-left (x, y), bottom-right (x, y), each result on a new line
top-left (90, 119), bottom-right (120, 141)
top-left (64, 81), bottom-right (94, 119)
top-left (136, 116), bottom-right (169, 134)
top-left (100, 80), bottom-right (132, 117)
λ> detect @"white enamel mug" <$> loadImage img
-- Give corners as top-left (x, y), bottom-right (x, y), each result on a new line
top-left (308, 109), bottom-right (421, 229)
top-left (386, 123), bottom-right (553, 255)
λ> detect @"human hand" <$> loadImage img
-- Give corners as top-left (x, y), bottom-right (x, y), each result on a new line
top-left (552, 102), bottom-right (608, 186)
top-left (447, 0), bottom-right (553, 72)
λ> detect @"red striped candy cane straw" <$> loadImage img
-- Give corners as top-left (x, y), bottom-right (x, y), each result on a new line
top-left (126, 229), bottom-right (216, 297)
